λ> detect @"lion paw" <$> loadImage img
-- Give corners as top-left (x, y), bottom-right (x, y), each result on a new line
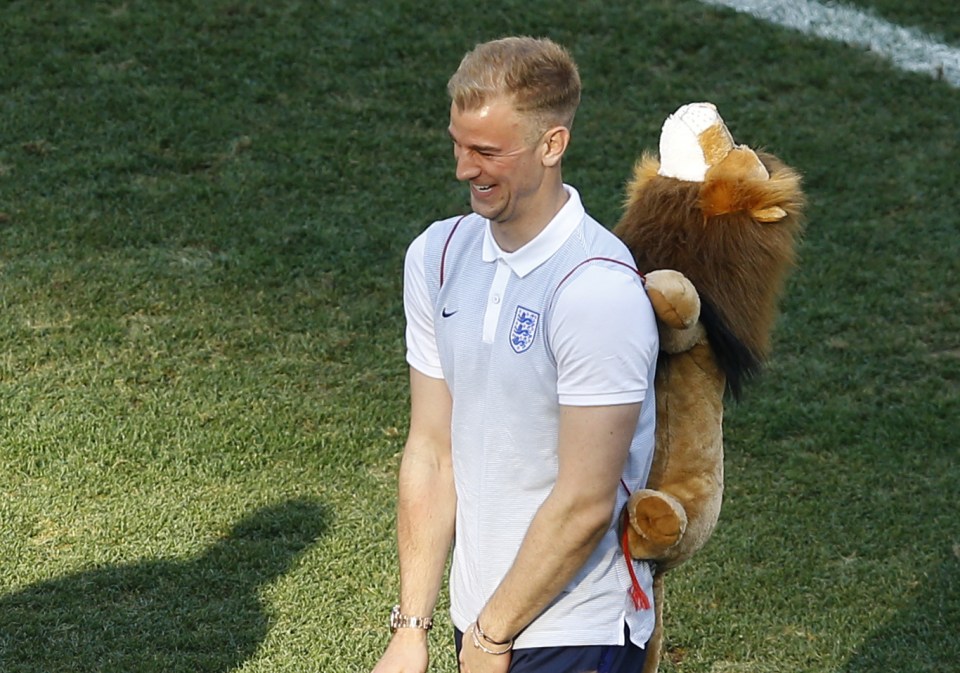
top-left (645, 270), bottom-right (700, 329)
top-left (625, 489), bottom-right (688, 560)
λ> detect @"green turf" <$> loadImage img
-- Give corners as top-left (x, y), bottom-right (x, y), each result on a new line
top-left (1, 1), bottom-right (957, 671)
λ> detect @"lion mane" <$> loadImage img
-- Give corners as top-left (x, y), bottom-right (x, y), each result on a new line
top-left (614, 149), bottom-right (805, 398)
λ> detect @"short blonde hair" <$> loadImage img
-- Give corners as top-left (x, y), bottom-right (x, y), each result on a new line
top-left (447, 36), bottom-right (581, 140)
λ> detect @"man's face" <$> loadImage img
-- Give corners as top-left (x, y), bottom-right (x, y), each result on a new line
top-left (448, 97), bottom-right (547, 230)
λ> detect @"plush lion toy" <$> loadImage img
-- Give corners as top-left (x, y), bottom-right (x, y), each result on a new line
top-left (613, 103), bottom-right (805, 672)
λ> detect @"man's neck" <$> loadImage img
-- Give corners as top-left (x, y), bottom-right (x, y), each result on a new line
top-left (490, 181), bottom-right (569, 253)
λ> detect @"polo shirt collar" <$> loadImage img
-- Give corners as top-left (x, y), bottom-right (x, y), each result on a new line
top-left (481, 185), bottom-right (584, 278)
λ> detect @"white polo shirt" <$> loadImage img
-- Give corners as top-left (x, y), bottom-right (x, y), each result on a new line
top-left (403, 186), bottom-right (658, 649)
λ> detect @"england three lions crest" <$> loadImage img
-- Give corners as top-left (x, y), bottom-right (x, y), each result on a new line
top-left (510, 306), bottom-right (540, 354)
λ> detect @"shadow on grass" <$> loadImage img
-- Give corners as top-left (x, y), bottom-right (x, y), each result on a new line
top-left (0, 498), bottom-right (328, 673)
top-left (844, 551), bottom-right (960, 673)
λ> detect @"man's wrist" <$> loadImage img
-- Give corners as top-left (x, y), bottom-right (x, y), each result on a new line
top-left (474, 615), bottom-right (515, 649)
top-left (389, 625), bottom-right (430, 646)
top-left (390, 604), bottom-right (434, 633)
top-left (468, 621), bottom-right (513, 655)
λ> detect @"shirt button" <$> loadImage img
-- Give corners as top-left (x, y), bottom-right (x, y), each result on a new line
top-left (492, 295), bottom-right (501, 304)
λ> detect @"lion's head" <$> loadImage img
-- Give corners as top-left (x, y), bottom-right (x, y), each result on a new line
top-left (614, 103), bottom-right (805, 397)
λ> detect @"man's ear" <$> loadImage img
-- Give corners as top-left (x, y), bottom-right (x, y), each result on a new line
top-left (541, 126), bottom-right (570, 167)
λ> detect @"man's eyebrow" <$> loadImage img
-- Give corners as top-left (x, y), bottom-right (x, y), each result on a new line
top-left (447, 129), bottom-right (499, 154)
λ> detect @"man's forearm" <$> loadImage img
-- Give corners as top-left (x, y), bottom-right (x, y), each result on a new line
top-left (475, 488), bottom-right (614, 643)
top-left (396, 447), bottom-right (457, 618)
top-left (474, 403), bottom-right (641, 645)
top-left (371, 371), bottom-right (453, 673)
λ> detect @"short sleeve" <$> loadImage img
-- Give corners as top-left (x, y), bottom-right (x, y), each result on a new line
top-left (404, 232), bottom-right (444, 379)
top-left (550, 265), bottom-right (658, 405)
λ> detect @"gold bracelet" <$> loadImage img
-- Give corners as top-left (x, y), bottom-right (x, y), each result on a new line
top-left (470, 624), bottom-right (512, 655)
top-left (475, 617), bottom-right (513, 647)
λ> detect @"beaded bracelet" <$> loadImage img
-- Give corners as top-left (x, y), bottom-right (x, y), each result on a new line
top-left (470, 623), bottom-right (513, 655)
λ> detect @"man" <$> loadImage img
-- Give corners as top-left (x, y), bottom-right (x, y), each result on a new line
top-left (373, 36), bottom-right (658, 673)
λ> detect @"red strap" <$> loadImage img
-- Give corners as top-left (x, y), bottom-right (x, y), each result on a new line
top-left (439, 215), bottom-right (468, 288)
top-left (619, 480), bottom-right (651, 610)
top-left (551, 256), bottom-right (644, 306)
top-left (622, 525), bottom-right (651, 610)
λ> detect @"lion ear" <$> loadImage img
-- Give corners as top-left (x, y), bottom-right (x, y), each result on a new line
top-left (752, 206), bottom-right (788, 222)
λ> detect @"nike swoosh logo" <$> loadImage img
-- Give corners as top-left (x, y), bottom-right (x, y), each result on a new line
top-left (442, 308), bottom-right (457, 318)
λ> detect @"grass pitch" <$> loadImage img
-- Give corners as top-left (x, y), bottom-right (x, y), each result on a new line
top-left (0, 1), bottom-right (957, 671)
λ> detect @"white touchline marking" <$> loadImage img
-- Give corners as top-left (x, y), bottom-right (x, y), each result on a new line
top-left (701, 0), bottom-right (960, 88)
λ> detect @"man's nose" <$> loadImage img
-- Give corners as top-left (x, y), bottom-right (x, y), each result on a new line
top-left (455, 149), bottom-right (480, 181)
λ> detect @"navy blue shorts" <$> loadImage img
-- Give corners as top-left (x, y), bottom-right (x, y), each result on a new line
top-left (454, 624), bottom-right (647, 673)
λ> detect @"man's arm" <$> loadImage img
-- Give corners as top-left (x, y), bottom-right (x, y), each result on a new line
top-left (459, 402), bottom-right (641, 672)
top-left (373, 368), bottom-right (455, 673)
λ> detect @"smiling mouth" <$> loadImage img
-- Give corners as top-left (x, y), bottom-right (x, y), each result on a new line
top-left (473, 184), bottom-right (493, 193)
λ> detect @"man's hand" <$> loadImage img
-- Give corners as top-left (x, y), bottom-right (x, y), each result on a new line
top-left (457, 625), bottom-right (511, 673)
top-left (371, 629), bottom-right (429, 673)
